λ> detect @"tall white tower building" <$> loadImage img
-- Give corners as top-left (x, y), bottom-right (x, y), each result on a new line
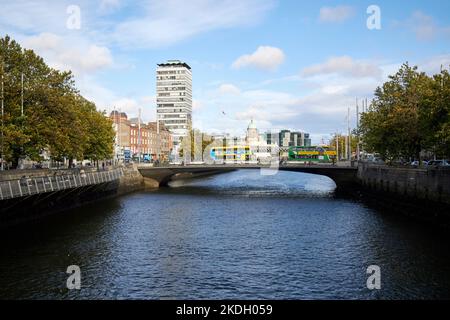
top-left (156, 60), bottom-right (192, 149)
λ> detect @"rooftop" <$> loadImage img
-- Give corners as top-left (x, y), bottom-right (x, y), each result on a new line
top-left (247, 119), bottom-right (257, 130)
top-left (157, 60), bottom-right (191, 70)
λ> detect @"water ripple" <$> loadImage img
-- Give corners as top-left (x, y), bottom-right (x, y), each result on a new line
top-left (0, 170), bottom-right (450, 299)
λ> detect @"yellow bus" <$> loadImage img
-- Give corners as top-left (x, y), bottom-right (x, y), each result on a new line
top-left (210, 146), bottom-right (251, 161)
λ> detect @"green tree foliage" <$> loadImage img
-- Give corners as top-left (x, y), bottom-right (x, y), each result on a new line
top-left (329, 134), bottom-right (359, 159)
top-left (358, 63), bottom-right (450, 161)
top-left (0, 35), bottom-right (114, 168)
top-left (179, 129), bottom-right (213, 160)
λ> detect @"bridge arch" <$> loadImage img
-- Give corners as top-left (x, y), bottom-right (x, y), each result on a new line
top-left (138, 165), bottom-right (358, 192)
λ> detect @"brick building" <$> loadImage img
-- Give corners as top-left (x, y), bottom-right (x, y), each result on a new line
top-left (110, 111), bottom-right (173, 161)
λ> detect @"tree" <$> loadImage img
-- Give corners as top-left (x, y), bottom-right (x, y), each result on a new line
top-left (83, 102), bottom-right (115, 163)
top-left (358, 63), bottom-right (450, 162)
top-left (329, 134), bottom-right (359, 160)
top-left (179, 129), bottom-right (213, 160)
top-left (0, 35), bottom-right (115, 168)
top-left (420, 69), bottom-right (450, 158)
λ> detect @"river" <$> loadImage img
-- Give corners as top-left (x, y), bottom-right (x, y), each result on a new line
top-left (0, 169), bottom-right (449, 299)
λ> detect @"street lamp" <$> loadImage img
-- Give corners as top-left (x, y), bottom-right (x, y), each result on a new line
top-left (156, 117), bottom-right (161, 163)
top-left (138, 108), bottom-right (141, 164)
top-left (21, 73), bottom-right (24, 117)
top-left (1, 73), bottom-right (4, 171)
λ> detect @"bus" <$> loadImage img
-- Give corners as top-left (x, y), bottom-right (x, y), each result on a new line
top-left (288, 146), bottom-right (337, 163)
top-left (123, 149), bottom-right (131, 163)
top-left (210, 146), bottom-right (251, 162)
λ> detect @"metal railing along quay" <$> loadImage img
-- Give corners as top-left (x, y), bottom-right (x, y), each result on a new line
top-left (0, 168), bottom-right (123, 201)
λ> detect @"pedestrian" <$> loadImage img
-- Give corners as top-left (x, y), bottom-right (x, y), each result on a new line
top-left (102, 162), bottom-right (105, 171)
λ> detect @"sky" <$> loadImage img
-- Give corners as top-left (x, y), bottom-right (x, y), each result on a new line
top-left (0, 0), bottom-right (449, 143)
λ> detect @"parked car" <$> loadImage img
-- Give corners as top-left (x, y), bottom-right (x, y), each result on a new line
top-left (410, 160), bottom-right (428, 167)
top-left (427, 160), bottom-right (450, 167)
top-left (369, 157), bottom-right (384, 164)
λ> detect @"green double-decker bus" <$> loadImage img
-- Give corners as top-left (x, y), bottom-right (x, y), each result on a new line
top-left (288, 146), bottom-right (336, 163)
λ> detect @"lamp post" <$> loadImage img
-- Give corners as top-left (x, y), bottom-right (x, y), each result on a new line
top-left (356, 98), bottom-right (360, 161)
top-left (21, 73), bottom-right (24, 117)
top-left (138, 108), bottom-right (141, 164)
top-left (20, 73), bottom-right (24, 168)
top-left (156, 117), bottom-right (160, 163)
top-left (335, 132), bottom-right (339, 163)
top-left (118, 107), bottom-right (121, 165)
top-left (347, 106), bottom-right (351, 161)
top-left (1, 73), bottom-right (4, 171)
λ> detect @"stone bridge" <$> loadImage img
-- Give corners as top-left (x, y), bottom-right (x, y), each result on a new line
top-left (138, 164), bottom-right (358, 192)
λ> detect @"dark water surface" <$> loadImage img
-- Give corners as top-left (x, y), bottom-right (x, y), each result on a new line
top-left (1, 170), bottom-right (449, 299)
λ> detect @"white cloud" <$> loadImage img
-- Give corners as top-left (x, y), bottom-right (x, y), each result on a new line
top-left (0, 1), bottom-right (69, 34)
top-left (193, 100), bottom-right (204, 111)
top-left (411, 11), bottom-right (438, 41)
top-left (0, 0), bottom-right (275, 50)
top-left (23, 33), bottom-right (113, 75)
top-left (100, 0), bottom-right (121, 13)
top-left (110, 0), bottom-right (275, 49)
top-left (23, 32), bottom-right (61, 50)
top-left (396, 11), bottom-right (450, 42)
top-left (232, 46), bottom-right (285, 71)
top-left (20, 32), bottom-right (116, 115)
top-left (213, 59), bottom-right (395, 138)
top-left (301, 56), bottom-right (382, 79)
top-left (419, 54), bottom-right (450, 74)
top-left (319, 5), bottom-right (355, 23)
top-left (321, 85), bottom-right (349, 95)
top-left (232, 56), bottom-right (450, 137)
top-left (108, 97), bottom-right (156, 123)
top-left (231, 86), bottom-right (364, 138)
top-left (140, 96), bottom-right (156, 106)
top-left (111, 98), bottom-right (139, 113)
top-left (78, 78), bottom-right (117, 110)
top-left (218, 84), bottom-right (241, 95)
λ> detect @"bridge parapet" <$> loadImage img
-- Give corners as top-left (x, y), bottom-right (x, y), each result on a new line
top-left (0, 168), bottom-right (124, 201)
top-left (138, 164), bottom-right (358, 191)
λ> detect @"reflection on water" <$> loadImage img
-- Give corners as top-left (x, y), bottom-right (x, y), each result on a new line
top-left (0, 170), bottom-right (449, 299)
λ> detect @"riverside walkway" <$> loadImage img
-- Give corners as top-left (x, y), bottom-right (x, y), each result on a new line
top-left (0, 168), bottom-right (124, 201)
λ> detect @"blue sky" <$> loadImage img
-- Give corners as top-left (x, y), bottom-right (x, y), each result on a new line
top-left (0, 0), bottom-right (449, 143)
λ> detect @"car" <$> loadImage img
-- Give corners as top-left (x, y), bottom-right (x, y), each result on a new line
top-left (368, 157), bottom-right (384, 164)
top-left (427, 160), bottom-right (450, 167)
top-left (410, 160), bottom-right (428, 167)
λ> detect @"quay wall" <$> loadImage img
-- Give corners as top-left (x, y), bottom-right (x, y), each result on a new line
top-left (117, 164), bottom-right (144, 195)
top-left (357, 163), bottom-right (450, 205)
top-left (356, 163), bottom-right (450, 227)
top-left (0, 165), bottom-right (145, 228)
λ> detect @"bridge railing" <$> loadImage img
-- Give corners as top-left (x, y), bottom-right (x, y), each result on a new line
top-left (0, 168), bottom-right (123, 201)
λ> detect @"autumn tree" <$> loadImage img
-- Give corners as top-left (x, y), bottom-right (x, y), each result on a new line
top-left (179, 129), bottom-right (213, 161)
top-left (0, 35), bottom-right (114, 168)
top-left (358, 63), bottom-right (450, 162)
top-left (329, 134), bottom-right (359, 160)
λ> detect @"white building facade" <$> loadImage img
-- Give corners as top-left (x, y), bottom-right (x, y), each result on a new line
top-left (156, 60), bottom-right (192, 150)
top-left (245, 119), bottom-right (278, 162)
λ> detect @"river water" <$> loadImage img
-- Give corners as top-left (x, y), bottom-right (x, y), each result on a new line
top-left (0, 170), bottom-right (449, 299)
